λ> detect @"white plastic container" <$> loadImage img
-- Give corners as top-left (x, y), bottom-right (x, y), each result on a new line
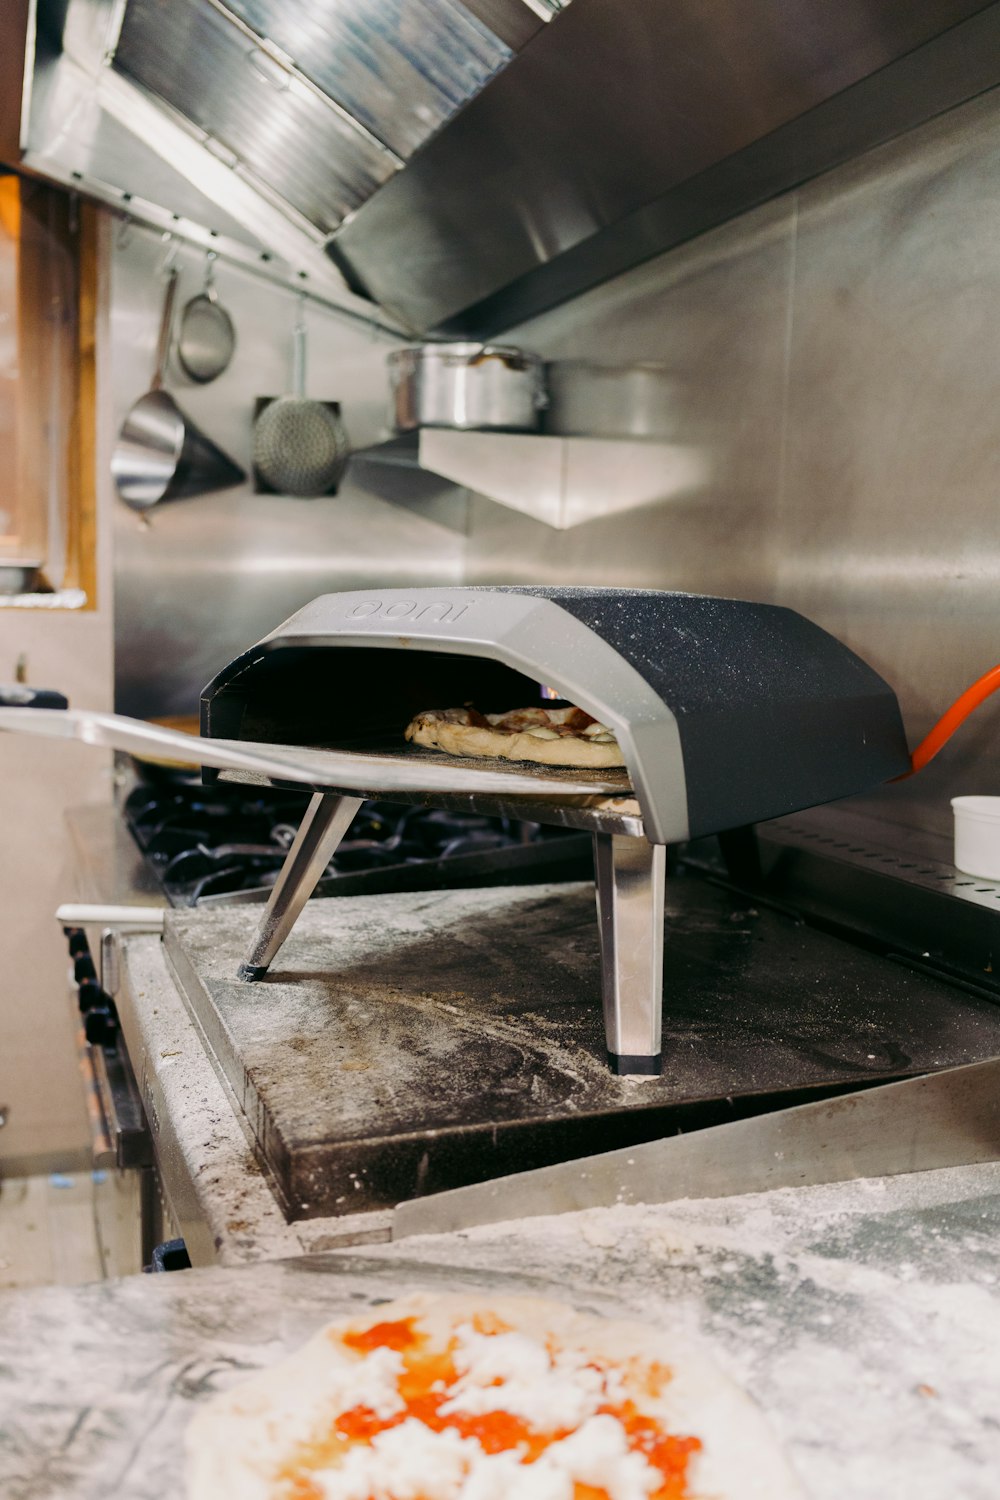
top-left (951, 796), bottom-right (1000, 879)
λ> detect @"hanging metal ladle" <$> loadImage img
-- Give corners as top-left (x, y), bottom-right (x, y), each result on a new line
top-left (111, 261), bottom-right (246, 510)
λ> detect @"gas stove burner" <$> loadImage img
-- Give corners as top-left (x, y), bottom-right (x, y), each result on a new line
top-left (123, 783), bottom-right (587, 907)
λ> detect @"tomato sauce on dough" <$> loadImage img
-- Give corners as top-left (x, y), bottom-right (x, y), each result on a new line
top-left (277, 1315), bottom-right (700, 1500)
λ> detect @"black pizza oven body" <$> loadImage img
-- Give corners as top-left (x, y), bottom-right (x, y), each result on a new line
top-left (202, 586), bottom-right (910, 846)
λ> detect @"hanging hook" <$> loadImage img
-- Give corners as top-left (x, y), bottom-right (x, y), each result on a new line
top-left (159, 230), bottom-right (179, 277)
top-left (116, 214), bottom-right (134, 251)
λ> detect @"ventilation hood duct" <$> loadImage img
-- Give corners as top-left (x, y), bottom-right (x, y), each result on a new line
top-left (330, 0), bottom-right (1000, 334)
top-left (1, 0), bottom-right (561, 319)
top-left (5, 0), bottom-right (1000, 334)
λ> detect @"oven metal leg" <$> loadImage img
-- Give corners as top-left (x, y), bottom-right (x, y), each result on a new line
top-left (237, 793), bottom-right (364, 981)
top-left (593, 834), bottom-right (666, 1075)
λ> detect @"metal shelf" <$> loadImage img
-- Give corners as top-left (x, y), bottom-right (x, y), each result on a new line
top-left (354, 428), bottom-right (706, 529)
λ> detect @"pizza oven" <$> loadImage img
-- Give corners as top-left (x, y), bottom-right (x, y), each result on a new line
top-left (198, 586), bottom-right (910, 1075)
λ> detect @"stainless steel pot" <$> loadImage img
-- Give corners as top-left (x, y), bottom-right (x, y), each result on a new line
top-left (388, 343), bottom-right (547, 433)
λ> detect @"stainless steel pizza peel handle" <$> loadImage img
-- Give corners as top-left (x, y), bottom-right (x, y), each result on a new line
top-left (0, 708), bottom-right (617, 799)
top-left (0, 708), bottom-right (660, 1053)
top-left (237, 793), bottom-right (363, 981)
top-left (391, 1054), bottom-right (1000, 1238)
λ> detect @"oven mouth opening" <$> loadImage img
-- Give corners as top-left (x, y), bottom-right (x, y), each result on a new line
top-left (204, 644), bottom-right (585, 756)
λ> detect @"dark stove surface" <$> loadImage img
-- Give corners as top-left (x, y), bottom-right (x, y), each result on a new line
top-left (164, 878), bottom-right (1000, 1220)
top-left (123, 783), bottom-right (590, 906)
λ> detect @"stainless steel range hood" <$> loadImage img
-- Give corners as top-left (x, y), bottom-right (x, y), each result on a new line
top-left (332, 0), bottom-right (1000, 334)
top-left (2, 0), bottom-right (561, 317)
top-left (6, 0), bottom-right (1000, 333)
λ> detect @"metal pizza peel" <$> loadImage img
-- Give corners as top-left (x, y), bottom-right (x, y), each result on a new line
top-left (392, 1056), bottom-right (1000, 1238)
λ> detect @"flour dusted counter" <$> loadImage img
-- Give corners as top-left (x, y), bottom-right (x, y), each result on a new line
top-left (3, 1161), bottom-right (1000, 1500)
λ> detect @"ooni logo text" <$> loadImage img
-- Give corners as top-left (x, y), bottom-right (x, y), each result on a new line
top-left (346, 598), bottom-right (473, 623)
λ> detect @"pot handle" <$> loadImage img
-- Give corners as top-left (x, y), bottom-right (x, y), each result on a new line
top-left (292, 294), bottom-right (308, 398)
top-left (463, 346), bottom-right (549, 408)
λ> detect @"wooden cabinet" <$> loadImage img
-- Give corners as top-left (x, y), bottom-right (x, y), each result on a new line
top-left (0, 174), bottom-right (97, 605)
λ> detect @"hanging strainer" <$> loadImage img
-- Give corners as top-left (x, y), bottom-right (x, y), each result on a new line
top-left (253, 297), bottom-right (349, 497)
top-left (177, 251), bottom-right (236, 384)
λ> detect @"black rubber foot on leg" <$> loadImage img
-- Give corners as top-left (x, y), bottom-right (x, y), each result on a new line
top-left (237, 963), bottom-right (268, 982)
top-left (608, 1051), bottom-right (662, 1076)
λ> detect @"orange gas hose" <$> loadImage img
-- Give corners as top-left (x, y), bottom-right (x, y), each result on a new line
top-left (903, 663), bottom-right (1000, 777)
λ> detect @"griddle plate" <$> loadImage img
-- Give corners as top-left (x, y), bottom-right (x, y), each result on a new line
top-left (164, 878), bottom-right (1000, 1221)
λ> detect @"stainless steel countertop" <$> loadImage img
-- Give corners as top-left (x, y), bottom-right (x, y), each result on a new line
top-left (2, 1160), bottom-right (999, 1498)
top-left (64, 800), bottom-right (166, 909)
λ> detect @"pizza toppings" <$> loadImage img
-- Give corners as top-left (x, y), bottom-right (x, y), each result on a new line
top-left (295, 1414), bottom-right (665, 1500)
top-left (186, 1294), bottom-right (809, 1500)
top-left (439, 1323), bottom-right (627, 1426)
top-left (271, 1313), bottom-right (700, 1500)
top-left (404, 706), bottom-right (626, 769)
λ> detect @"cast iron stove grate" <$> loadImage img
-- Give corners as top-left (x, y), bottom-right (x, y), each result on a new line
top-left (123, 783), bottom-right (590, 907)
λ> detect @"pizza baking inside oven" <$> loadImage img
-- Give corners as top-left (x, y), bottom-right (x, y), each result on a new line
top-left (405, 706), bottom-right (626, 769)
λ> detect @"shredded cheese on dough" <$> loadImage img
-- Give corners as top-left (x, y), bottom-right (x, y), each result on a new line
top-left (347, 1347), bottom-right (408, 1421)
top-left (188, 1294), bottom-right (806, 1500)
top-left (295, 1325), bottom-right (662, 1500)
top-left (441, 1325), bottom-right (625, 1427)
top-left (308, 1415), bottom-right (659, 1500)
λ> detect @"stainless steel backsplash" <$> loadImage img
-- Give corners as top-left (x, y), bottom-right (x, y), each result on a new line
top-left (112, 86), bottom-right (1000, 831)
top-left (462, 86), bottom-right (1000, 832)
top-left (110, 228), bottom-right (466, 721)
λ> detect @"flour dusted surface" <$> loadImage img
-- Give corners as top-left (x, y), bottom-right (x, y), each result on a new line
top-left (359, 1167), bottom-right (1000, 1500)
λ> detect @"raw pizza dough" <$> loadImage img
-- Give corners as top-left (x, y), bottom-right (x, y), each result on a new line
top-left (405, 706), bottom-right (626, 769)
top-left (185, 1291), bottom-right (803, 1500)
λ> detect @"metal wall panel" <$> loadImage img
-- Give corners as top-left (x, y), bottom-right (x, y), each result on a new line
top-left (461, 86), bottom-right (1000, 830)
top-left (775, 87), bottom-right (1000, 834)
top-left (463, 196), bottom-right (795, 600)
top-left (110, 228), bottom-right (466, 718)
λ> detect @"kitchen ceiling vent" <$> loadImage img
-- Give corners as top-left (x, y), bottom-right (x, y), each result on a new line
top-left (10, 0), bottom-right (999, 337)
top-left (220, 0), bottom-right (514, 158)
top-left (111, 0), bottom-right (549, 236)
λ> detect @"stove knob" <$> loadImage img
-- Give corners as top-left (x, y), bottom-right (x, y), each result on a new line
top-left (74, 953), bottom-right (97, 984)
top-left (84, 1005), bottom-right (119, 1047)
top-left (64, 927), bottom-right (89, 959)
top-left (77, 977), bottom-right (106, 1014)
